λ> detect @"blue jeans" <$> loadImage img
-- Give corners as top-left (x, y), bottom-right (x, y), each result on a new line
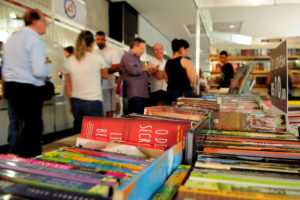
top-left (71, 98), bottom-right (103, 134)
top-left (7, 99), bottom-right (20, 154)
top-left (166, 90), bottom-right (193, 105)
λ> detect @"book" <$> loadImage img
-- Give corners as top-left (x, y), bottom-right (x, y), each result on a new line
top-left (0, 168), bottom-right (110, 197)
top-left (178, 185), bottom-right (300, 200)
top-left (80, 117), bottom-right (190, 150)
top-left (44, 150), bottom-right (145, 171)
top-left (0, 154), bottom-right (124, 183)
top-left (203, 147), bottom-right (300, 160)
top-left (61, 147), bottom-right (152, 165)
top-left (76, 137), bottom-right (164, 159)
top-left (0, 179), bottom-right (107, 200)
top-left (151, 165), bottom-right (191, 200)
top-left (144, 106), bottom-right (207, 121)
top-left (211, 112), bottom-right (286, 133)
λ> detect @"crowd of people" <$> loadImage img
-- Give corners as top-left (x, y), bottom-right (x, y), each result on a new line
top-left (0, 8), bottom-right (224, 158)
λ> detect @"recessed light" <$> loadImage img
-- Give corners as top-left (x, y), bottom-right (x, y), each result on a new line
top-left (9, 13), bottom-right (17, 19)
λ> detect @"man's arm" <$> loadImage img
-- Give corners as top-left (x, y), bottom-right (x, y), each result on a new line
top-left (154, 70), bottom-right (164, 80)
top-left (64, 74), bottom-right (72, 103)
top-left (123, 55), bottom-right (153, 76)
top-left (1, 77), bottom-right (5, 101)
top-left (108, 64), bottom-right (120, 74)
top-left (101, 68), bottom-right (108, 79)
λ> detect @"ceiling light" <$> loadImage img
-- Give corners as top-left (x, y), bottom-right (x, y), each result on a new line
top-left (229, 25), bottom-right (235, 28)
top-left (9, 13), bottom-right (17, 19)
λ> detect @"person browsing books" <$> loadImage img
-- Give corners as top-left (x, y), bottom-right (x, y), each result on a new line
top-left (2, 9), bottom-right (51, 157)
top-left (165, 39), bottom-right (197, 105)
top-left (64, 31), bottom-right (108, 133)
top-left (120, 38), bottom-right (157, 114)
top-left (95, 31), bottom-right (122, 118)
top-left (149, 43), bottom-right (167, 105)
top-left (218, 50), bottom-right (234, 88)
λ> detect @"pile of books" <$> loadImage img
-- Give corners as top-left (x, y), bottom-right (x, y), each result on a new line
top-left (288, 101), bottom-right (300, 127)
top-left (0, 116), bottom-right (188, 199)
top-left (178, 129), bottom-right (300, 200)
top-left (143, 105), bottom-right (207, 122)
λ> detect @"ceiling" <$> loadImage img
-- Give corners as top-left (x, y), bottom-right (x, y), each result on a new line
top-left (111, 0), bottom-right (300, 60)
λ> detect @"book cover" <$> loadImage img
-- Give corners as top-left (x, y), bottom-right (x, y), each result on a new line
top-left (80, 117), bottom-right (190, 150)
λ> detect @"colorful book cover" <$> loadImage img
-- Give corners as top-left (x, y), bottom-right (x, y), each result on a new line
top-left (80, 117), bottom-right (190, 150)
top-left (211, 112), bottom-right (286, 133)
top-left (151, 165), bottom-right (191, 200)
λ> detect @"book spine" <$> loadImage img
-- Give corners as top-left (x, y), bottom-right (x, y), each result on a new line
top-left (0, 168), bottom-right (110, 197)
top-left (0, 154), bottom-right (113, 181)
top-left (62, 147), bottom-right (152, 165)
top-left (39, 155), bottom-right (137, 175)
top-left (0, 162), bottom-right (117, 187)
top-left (0, 179), bottom-right (107, 200)
top-left (0, 154), bottom-right (73, 170)
top-left (56, 149), bottom-right (148, 167)
top-left (151, 165), bottom-right (191, 200)
top-left (203, 147), bottom-right (300, 160)
top-left (178, 185), bottom-right (299, 200)
top-left (44, 151), bottom-right (144, 171)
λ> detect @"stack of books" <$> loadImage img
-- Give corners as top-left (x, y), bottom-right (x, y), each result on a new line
top-left (178, 129), bottom-right (300, 200)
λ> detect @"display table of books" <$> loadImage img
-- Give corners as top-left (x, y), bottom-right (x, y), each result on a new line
top-left (1, 95), bottom-right (300, 200)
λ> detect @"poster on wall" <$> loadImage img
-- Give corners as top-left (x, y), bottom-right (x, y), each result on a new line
top-left (52, 0), bottom-right (86, 27)
top-left (270, 41), bottom-right (288, 114)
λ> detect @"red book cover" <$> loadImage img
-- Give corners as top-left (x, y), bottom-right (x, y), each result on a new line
top-left (80, 117), bottom-right (191, 150)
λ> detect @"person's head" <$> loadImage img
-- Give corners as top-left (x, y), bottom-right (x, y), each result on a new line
top-left (74, 30), bottom-right (94, 61)
top-left (219, 50), bottom-right (228, 65)
top-left (200, 71), bottom-right (204, 79)
top-left (95, 31), bottom-right (106, 49)
top-left (23, 9), bottom-right (48, 35)
top-left (171, 39), bottom-right (190, 57)
top-left (153, 43), bottom-right (164, 60)
top-left (64, 46), bottom-right (74, 58)
top-left (130, 38), bottom-right (146, 57)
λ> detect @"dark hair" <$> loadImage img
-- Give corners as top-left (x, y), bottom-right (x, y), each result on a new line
top-left (64, 46), bottom-right (74, 54)
top-left (171, 39), bottom-right (189, 53)
top-left (130, 38), bottom-right (145, 49)
top-left (219, 50), bottom-right (228, 57)
top-left (23, 9), bottom-right (41, 26)
top-left (74, 30), bottom-right (94, 61)
top-left (96, 31), bottom-right (105, 36)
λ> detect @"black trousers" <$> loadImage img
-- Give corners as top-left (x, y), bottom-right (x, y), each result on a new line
top-left (5, 82), bottom-right (44, 158)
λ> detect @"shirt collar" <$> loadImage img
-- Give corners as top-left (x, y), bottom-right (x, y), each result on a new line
top-left (23, 27), bottom-right (41, 39)
top-left (129, 50), bottom-right (138, 58)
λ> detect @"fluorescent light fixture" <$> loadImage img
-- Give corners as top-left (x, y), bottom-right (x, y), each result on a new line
top-left (9, 13), bottom-right (17, 19)
top-left (209, 31), bottom-right (252, 45)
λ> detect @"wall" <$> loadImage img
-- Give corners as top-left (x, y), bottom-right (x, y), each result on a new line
top-left (138, 15), bottom-right (172, 57)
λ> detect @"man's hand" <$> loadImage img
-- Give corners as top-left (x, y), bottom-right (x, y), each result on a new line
top-left (148, 65), bottom-right (159, 75)
top-left (142, 64), bottom-right (154, 72)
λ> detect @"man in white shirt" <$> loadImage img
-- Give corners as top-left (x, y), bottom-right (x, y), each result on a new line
top-left (2, 9), bottom-right (51, 157)
top-left (149, 43), bottom-right (167, 105)
top-left (95, 31), bottom-right (121, 117)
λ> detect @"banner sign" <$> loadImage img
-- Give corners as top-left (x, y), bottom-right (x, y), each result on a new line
top-left (53, 0), bottom-right (86, 27)
top-left (270, 41), bottom-right (288, 113)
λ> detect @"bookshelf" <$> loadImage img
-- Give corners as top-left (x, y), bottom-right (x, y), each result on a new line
top-left (210, 55), bottom-right (300, 89)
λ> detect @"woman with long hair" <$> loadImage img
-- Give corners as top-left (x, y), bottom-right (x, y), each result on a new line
top-left (64, 30), bottom-right (108, 133)
top-left (164, 39), bottom-right (197, 104)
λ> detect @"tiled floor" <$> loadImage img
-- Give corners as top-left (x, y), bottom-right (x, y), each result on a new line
top-left (42, 134), bottom-right (80, 153)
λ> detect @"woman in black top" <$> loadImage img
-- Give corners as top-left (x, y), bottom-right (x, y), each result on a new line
top-left (164, 39), bottom-right (197, 105)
